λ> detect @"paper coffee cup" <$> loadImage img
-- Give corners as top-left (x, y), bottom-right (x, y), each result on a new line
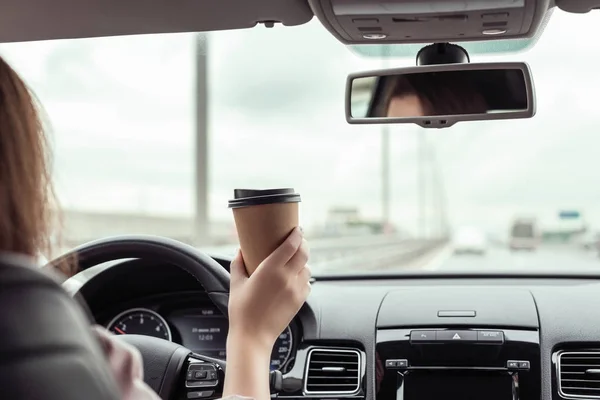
top-left (228, 188), bottom-right (301, 275)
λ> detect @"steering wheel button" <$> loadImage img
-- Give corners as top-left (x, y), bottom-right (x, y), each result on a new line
top-left (207, 371), bottom-right (218, 380)
top-left (194, 370), bottom-right (207, 379)
top-left (187, 380), bottom-right (218, 388)
top-left (187, 391), bottom-right (214, 399)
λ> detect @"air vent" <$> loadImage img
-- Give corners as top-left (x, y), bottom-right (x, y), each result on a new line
top-left (558, 351), bottom-right (600, 398)
top-left (304, 348), bottom-right (361, 395)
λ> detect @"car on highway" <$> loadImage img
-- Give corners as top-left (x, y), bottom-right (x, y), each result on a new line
top-left (6, 1), bottom-right (600, 400)
top-left (453, 227), bottom-right (487, 256)
top-left (579, 231), bottom-right (600, 251)
top-left (509, 218), bottom-right (540, 252)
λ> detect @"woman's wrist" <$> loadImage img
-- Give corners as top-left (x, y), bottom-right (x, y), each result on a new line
top-left (227, 329), bottom-right (273, 359)
top-left (227, 329), bottom-right (277, 357)
top-left (224, 331), bottom-right (273, 400)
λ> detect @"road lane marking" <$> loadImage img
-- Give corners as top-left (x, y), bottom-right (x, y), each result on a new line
top-left (420, 244), bottom-right (454, 271)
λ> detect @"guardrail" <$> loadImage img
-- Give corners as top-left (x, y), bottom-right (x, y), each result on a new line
top-left (203, 235), bottom-right (446, 271)
top-left (312, 238), bottom-right (446, 273)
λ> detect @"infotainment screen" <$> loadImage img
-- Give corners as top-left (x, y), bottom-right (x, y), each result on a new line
top-left (402, 370), bottom-right (514, 400)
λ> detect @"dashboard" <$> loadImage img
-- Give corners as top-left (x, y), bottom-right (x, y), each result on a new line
top-left (74, 256), bottom-right (600, 400)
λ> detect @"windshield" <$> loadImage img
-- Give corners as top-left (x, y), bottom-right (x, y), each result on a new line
top-left (2, 9), bottom-right (598, 275)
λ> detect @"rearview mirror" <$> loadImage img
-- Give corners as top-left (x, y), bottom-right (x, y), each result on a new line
top-left (346, 62), bottom-right (535, 128)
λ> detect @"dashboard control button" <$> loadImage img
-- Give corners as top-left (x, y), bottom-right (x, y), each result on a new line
top-left (477, 330), bottom-right (505, 343)
top-left (507, 360), bottom-right (520, 369)
top-left (385, 359), bottom-right (409, 369)
top-left (187, 391), bottom-right (214, 399)
top-left (518, 361), bottom-right (530, 370)
top-left (437, 330), bottom-right (477, 342)
top-left (410, 330), bottom-right (436, 342)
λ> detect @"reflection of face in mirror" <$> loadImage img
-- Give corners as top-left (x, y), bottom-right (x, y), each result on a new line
top-left (382, 74), bottom-right (489, 118)
top-left (387, 93), bottom-right (426, 117)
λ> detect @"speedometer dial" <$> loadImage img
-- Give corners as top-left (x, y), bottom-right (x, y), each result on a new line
top-left (270, 326), bottom-right (293, 371)
top-left (107, 308), bottom-right (172, 341)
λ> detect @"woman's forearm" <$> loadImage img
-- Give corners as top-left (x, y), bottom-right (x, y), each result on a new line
top-left (223, 334), bottom-right (272, 400)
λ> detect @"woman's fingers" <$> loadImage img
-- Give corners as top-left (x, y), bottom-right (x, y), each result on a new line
top-left (298, 264), bottom-right (311, 281)
top-left (229, 250), bottom-right (249, 287)
top-left (298, 266), bottom-right (312, 300)
top-left (259, 228), bottom-right (303, 272)
top-left (287, 239), bottom-right (309, 274)
top-left (295, 265), bottom-right (312, 300)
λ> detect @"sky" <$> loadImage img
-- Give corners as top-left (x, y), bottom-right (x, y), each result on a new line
top-left (0, 9), bottom-right (599, 238)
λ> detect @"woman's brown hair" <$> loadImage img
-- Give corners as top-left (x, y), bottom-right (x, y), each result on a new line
top-left (0, 55), bottom-right (73, 275)
top-left (373, 72), bottom-right (489, 117)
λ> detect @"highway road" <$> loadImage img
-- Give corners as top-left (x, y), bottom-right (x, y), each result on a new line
top-left (429, 244), bottom-right (600, 272)
top-left (203, 240), bottom-right (600, 274)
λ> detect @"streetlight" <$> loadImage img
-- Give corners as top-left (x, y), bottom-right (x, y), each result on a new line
top-left (194, 33), bottom-right (209, 245)
top-left (380, 46), bottom-right (391, 231)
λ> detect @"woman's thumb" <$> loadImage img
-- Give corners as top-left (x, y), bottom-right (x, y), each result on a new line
top-left (229, 250), bottom-right (249, 286)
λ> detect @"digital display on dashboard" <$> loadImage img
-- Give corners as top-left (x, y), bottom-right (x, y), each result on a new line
top-left (403, 370), bottom-right (514, 400)
top-left (169, 307), bottom-right (228, 359)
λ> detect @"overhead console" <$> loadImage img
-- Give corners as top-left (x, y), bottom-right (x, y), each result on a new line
top-left (308, 0), bottom-right (551, 45)
top-left (375, 288), bottom-right (540, 400)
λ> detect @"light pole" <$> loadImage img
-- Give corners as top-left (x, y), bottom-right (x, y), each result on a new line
top-left (382, 124), bottom-right (390, 227)
top-left (417, 131), bottom-right (427, 238)
top-left (194, 33), bottom-right (209, 245)
top-left (426, 137), bottom-right (449, 238)
top-left (381, 48), bottom-right (391, 230)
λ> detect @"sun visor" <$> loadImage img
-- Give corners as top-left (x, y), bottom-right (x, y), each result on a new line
top-left (0, 0), bottom-right (314, 43)
top-left (308, 0), bottom-right (551, 45)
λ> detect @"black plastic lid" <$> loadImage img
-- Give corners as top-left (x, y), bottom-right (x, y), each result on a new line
top-left (228, 188), bottom-right (301, 209)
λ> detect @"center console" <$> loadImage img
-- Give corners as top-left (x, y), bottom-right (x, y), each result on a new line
top-left (376, 328), bottom-right (540, 400)
top-left (375, 288), bottom-right (541, 400)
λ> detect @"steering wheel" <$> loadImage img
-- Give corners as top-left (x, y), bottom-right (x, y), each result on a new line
top-left (50, 235), bottom-right (232, 400)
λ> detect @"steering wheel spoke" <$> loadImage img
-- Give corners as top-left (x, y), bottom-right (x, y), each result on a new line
top-left (117, 334), bottom-right (225, 400)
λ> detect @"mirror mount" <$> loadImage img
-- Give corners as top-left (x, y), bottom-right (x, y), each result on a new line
top-left (416, 43), bottom-right (470, 66)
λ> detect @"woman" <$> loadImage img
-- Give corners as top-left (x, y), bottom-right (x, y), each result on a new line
top-left (0, 54), bottom-right (310, 400)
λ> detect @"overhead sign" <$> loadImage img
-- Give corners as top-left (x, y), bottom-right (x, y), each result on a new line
top-left (559, 211), bottom-right (580, 219)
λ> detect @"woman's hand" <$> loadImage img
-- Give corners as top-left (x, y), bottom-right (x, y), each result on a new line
top-left (228, 226), bottom-right (310, 351)
top-left (224, 227), bottom-right (311, 400)
top-left (93, 326), bottom-right (161, 400)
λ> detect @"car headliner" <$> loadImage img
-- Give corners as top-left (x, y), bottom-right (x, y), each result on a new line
top-left (0, 0), bottom-right (579, 47)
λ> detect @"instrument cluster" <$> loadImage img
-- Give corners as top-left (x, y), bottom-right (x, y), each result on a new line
top-left (106, 302), bottom-right (298, 372)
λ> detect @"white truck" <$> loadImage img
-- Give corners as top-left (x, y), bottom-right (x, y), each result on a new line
top-left (509, 218), bottom-right (541, 252)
